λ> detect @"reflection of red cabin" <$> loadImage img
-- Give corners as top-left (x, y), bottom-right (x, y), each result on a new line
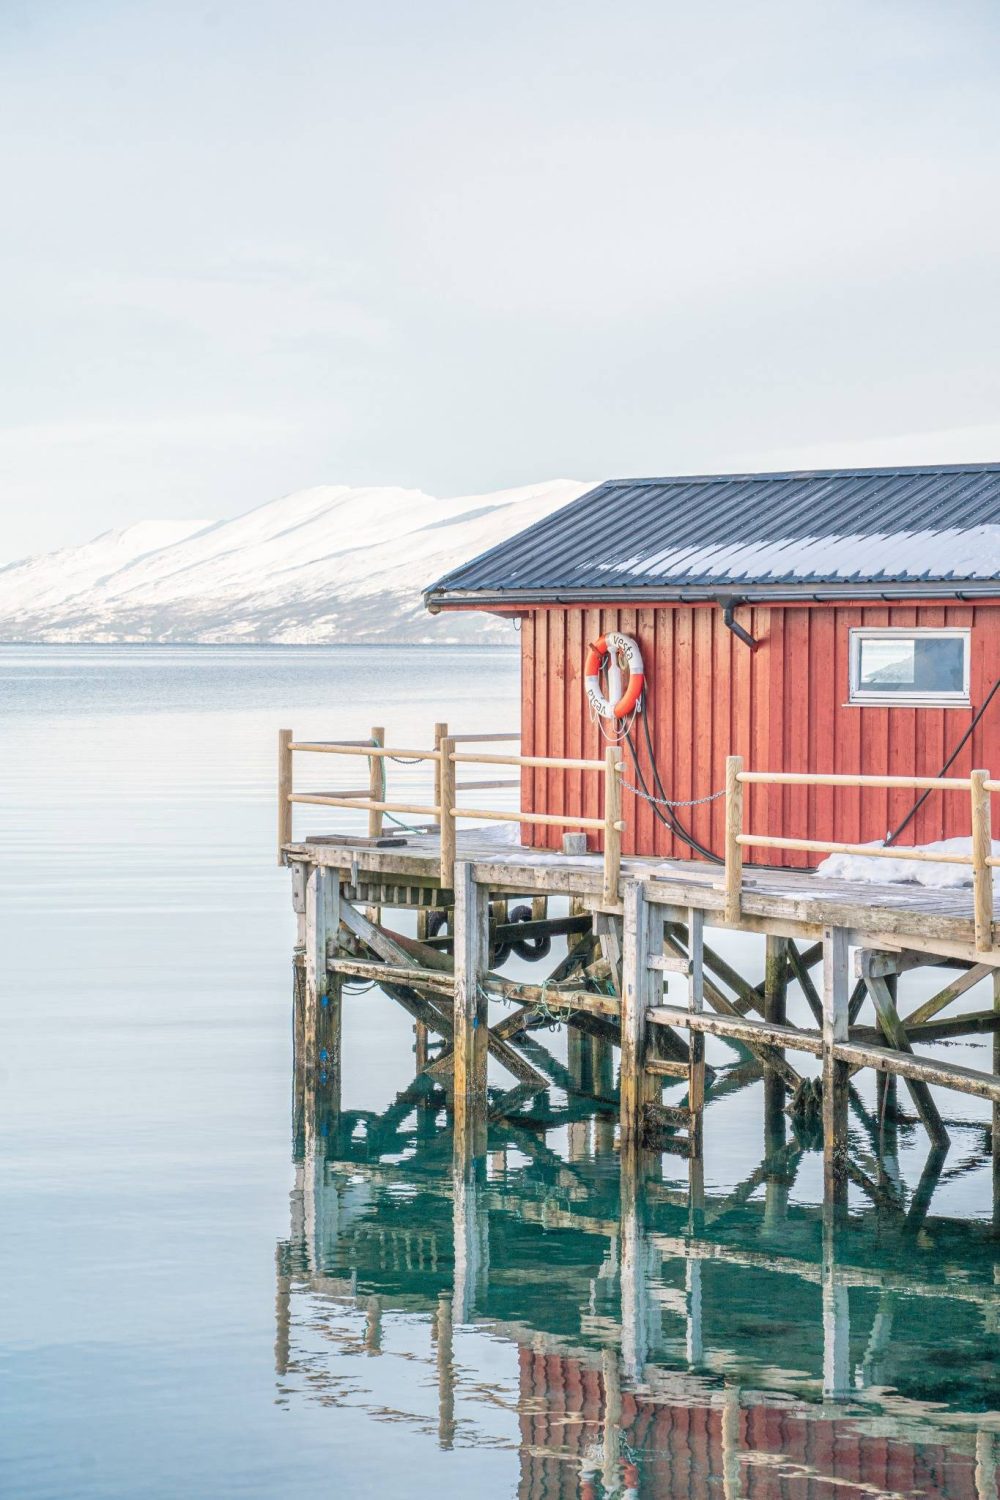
top-left (518, 1347), bottom-right (989, 1500)
top-left (426, 465), bottom-right (1000, 864)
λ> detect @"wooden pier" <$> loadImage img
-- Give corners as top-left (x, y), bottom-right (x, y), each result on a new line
top-left (280, 725), bottom-right (1000, 1226)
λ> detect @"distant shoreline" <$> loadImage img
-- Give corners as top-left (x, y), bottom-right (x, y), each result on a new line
top-left (0, 638), bottom-right (519, 648)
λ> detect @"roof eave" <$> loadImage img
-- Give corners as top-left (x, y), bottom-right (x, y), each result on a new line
top-left (425, 580), bottom-right (1000, 611)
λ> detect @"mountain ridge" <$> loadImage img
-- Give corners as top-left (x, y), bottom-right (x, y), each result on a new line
top-left (0, 479), bottom-right (591, 643)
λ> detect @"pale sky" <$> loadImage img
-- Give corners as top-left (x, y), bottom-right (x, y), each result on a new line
top-left (2, 0), bottom-right (1000, 562)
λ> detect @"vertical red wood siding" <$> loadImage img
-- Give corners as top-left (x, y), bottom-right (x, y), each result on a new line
top-left (520, 601), bottom-right (1000, 866)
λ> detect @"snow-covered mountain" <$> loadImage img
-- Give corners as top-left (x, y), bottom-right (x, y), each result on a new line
top-left (0, 479), bottom-right (590, 643)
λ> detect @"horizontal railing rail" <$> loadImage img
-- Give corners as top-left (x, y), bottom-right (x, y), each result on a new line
top-left (442, 738), bottom-right (624, 904)
top-left (724, 755), bottom-right (996, 951)
top-left (278, 723), bottom-right (627, 904)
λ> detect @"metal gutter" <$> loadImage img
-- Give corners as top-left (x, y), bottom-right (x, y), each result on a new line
top-left (425, 581), bottom-right (1000, 611)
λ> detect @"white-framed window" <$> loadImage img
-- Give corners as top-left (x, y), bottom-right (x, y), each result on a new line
top-left (848, 627), bottom-right (971, 707)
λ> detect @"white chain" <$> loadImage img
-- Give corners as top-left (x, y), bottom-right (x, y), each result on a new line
top-left (619, 774), bottom-right (726, 809)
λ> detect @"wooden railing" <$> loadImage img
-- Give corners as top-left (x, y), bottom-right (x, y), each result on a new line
top-left (723, 756), bottom-right (999, 951)
top-left (278, 725), bottom-right (626, 904)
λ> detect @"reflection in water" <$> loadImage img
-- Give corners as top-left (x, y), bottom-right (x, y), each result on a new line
top-left (279, 1059), bottom-right (1000, 1499)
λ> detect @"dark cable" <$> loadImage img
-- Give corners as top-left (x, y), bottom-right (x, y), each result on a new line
top-left (596, 645), bottom-right (722, 862)
top-left (621, 713), bottom-right (722, 864)
top-left (640, 698), bottom-right (722, 862)
top-left (885, 677), bottom-right (1000, 846)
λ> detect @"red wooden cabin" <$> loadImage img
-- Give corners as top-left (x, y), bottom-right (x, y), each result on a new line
top-left (426, 464), bottom-right (1000, 865)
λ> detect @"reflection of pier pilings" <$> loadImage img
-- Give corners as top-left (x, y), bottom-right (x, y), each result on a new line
top-left (280, 1041), bottom-right (1000, 1491)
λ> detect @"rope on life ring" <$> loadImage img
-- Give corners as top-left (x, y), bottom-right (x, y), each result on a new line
top-left (584, 632), bottom-right (645, 720)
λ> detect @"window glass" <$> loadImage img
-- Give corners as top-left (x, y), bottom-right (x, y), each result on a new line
top-left (852, 631), bottom-right (968, 702)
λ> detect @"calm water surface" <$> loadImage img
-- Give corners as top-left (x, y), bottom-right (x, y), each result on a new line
top-left (2, 645), bottom-right (999, 1500)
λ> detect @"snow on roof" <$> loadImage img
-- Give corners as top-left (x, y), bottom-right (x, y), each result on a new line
top-left (426, 464), bottom-right (1000, 604)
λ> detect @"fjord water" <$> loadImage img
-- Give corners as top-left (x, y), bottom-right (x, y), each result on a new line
top-left (2, 645), bottom-right (999, 1500)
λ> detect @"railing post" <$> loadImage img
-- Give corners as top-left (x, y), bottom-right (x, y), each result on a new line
top-left (439, 736), bottom-right (457, 888)
top-left (603, 746), bottom-right (623, 906)
top-left (971, 769), bottom-right (993, 953)
top-left (278, 728), bottom-right (293, 864)
top-left (433, 721), bottom-right (449, 829)
top-left (724, 755), bottom-right (744, 924)
top-left (368, 726), bottom-right (385, 839)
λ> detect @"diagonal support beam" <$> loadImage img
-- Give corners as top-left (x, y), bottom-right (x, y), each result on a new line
top-left (862, 965), bottom-right (950, 1148)
top-left (902, 963), bottom-right (994, 1029)
top-left (340, 897), bottom-right (546, 1089)
top-left (664, 927), bottom-right (802, 1091)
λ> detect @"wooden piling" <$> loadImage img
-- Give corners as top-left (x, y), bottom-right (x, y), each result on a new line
top-left (278, 728), bottom-right (293, 862)
top-left (687, 906), bottom-right (706, 1157)
top-left (822, 926), bottom-right (850, 1222)
top-left (304, 865), bottom-right (339, 1078)
top-left (620, 881), bottom-right (658, 1146)
top-left (452, 862), bottom-right (489, 1131)
top-left (763, 935), bottom-right (788, 1196)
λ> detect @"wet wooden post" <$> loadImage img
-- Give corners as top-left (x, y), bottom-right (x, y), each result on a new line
top-left (453, 861), bottom-right (489, 1134)
top-left (414, 1019), bottom-right (429, 1070)
top-left (277, 728), bottom-right (293, 862)
top-left (822, 925), bottom-right (850, 1225)
top-left (620, 881), bottom-right (658, 1147)
top-left (875, 973), bottom-right (900, 1161)
top-left (687, 906), bottom-right (707, 1216)
top-left (763, 935), bottom-right (789, 1226)
top-left (290, 861), bottom-right (307, 1095)
top-left (317, 974), bottom-right (343, 1123)
top-left (304, 864), bottom-right (339, 1081)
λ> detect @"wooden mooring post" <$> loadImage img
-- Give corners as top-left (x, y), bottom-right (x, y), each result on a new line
top-left (620, 882), bottom-right (658, 1148)
top-left (452, 861), bottom-right (489, 1136)
top-left (822, 926), bottom-right (850, 1224)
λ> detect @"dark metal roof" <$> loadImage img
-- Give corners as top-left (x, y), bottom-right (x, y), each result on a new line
top-left (425, 463), bottom-right (1000, 607)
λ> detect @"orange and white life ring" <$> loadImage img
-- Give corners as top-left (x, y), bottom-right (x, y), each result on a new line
top-left (584, 632), bottom-right (645, 720)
